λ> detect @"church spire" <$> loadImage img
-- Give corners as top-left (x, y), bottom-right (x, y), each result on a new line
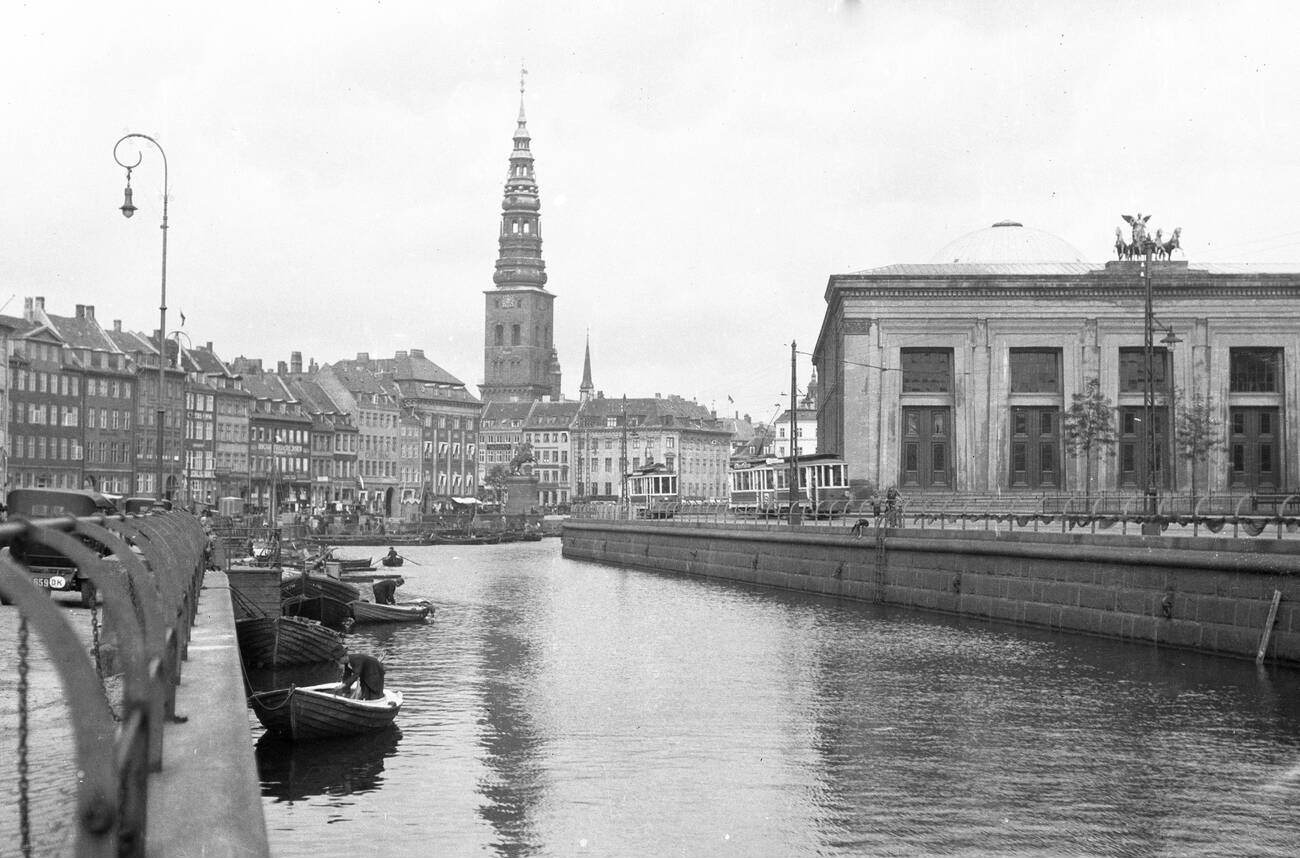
top-left (580, 332), bottom-right (594, 403)
top-left (494, 62), bottom-right (546, 290)
top-left (481, 70), bottom-right (561, 404)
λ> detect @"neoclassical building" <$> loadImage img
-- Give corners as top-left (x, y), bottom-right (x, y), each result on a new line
top-left (813, 220), bottom-right (1300, 496)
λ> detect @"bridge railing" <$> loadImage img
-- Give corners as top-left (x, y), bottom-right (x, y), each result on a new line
top-left (567, 492), bottom-right (1300, 539)
top-left (0, 510), bottom-right (209, 858)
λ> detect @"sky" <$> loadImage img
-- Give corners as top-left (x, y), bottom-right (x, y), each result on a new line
top-left (4, 1), bottom-right (1300, 426)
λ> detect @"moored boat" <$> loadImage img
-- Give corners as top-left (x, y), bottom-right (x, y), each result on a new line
top-left (281, 594), bottom-right (354, 631)
top-left (281, 571), bottom-right (362, 603)
top-left (349, 600), bottom-right (433, 624)
top-left (249, 682), bottom-right (403, 740)
top-left (236, 616), bottom-right (346, 669)
top-left (380, 555), bottom-right (404, 567)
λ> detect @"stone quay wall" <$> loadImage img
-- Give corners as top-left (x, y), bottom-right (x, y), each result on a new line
top-left (561, 521), bottom-right (1300, 665)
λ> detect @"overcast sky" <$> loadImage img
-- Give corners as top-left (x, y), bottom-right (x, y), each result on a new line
top-left (4, 1), bottom-right (1299, 424)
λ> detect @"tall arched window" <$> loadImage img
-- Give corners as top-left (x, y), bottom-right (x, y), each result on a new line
top-left (511, 324), bottom-right (521, 346)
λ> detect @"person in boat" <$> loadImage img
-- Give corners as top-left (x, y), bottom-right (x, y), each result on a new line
top-left (372, 575), bottom-right (405, 605)
top-left (385, 547), bottom-right (400, 564)
top-left (339, 653), bottom-right (385, 700)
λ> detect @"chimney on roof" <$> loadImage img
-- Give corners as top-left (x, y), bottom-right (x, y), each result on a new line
top-left (206, 341), bottom-right (213, 351)
top-left (114, 320), bottom-right (122, 332)
top-left (277, 361), bottom-right (288, 375)
top-left (410, 348), bottom-right (424, 359)
top-left (35, 297), bottom-right (45, 313)
top-left (655, 392), bottom-right (661, 398)
top-left (22, 297), bottom-right (34, 321)
top-left (75, 304), bottom-right (85, 318)
top-left (394, 350), bottom-right (408, 360)
top-left (356, 352), bottom-right (369, 363)
top-left (308, 358), bottom-right (318, 374)
top-left (290, 351), bottom-right (302, 374)
top-left (84, 305), bottom-right (94, 320)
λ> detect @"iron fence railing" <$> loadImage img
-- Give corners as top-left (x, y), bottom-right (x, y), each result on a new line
top-left (569, 492), bottom-right (1300, 539)
top-left (0, 510), bottom-right (209, 858)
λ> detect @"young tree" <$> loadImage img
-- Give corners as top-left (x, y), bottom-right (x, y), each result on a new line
top-left (1063, 377), bottom-right (1118, 500)
top-left (485, 464), bottom-right (511, 502)
top-left (1174, 388), bottom-right (1226, 507)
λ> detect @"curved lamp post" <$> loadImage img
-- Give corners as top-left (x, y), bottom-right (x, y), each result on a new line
top-left (114, 134), bottom-right (169, 502)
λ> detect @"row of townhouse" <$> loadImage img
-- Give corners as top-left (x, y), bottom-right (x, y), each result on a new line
top-left (0, 299), bottom-right (481, 519)
top-left (479, 393), bottom-right (733, 506)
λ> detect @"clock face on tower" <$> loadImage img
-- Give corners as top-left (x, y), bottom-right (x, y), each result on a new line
top-left (500, 296), bottom-right (518, 309)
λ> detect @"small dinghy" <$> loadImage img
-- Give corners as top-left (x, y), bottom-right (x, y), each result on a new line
top-left (281, 594), bottom-right (355, 632)
top-left (249, 682), bottom-right (403, 740)
top-left (349, 600), bottom-right (433, 625)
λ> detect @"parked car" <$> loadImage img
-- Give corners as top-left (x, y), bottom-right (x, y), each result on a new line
top-left (3, 488), bottom-right (119, 608)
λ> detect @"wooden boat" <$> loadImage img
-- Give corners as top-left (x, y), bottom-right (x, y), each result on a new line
top-left (236, 616), bottom-right (346, 669)
top-left (334, 557), bottom-right (374, 572)
top-left (349, 600), bottom-right (433, 624)
top-left (281, 594), bottom-right (354, 631)
top-left (249, 682), bottom-right (403, 740)
top-left (281, 571), bottom-right (362, 603)
top-left (424, 531), bottom-right (502, 546)
top-left (380, 555), bottom-right (404, 567)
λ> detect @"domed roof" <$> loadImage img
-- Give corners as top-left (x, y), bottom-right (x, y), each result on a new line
top-left (930, 221), bottom-right (1087, 264)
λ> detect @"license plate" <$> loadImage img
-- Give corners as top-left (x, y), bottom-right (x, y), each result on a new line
top-left (32, 577), bottom-right (52, 588)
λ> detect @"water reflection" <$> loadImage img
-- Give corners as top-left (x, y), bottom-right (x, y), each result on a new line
top-left (245, 542), bottom-right (1300, 857)
top-left (256, 728), bottom-right (402, 803)
top-left (472, 566), bottom-right (552, 856)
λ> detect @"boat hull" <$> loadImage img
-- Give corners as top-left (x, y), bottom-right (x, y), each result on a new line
top-left (281, 594), bottom-right (354, 631)
top-left (236, 616), bottom-right (346, 669)
top-left (349, 600), bottom-right (432, 624)
top-left (281, 571), bottom-right (362, 603)
top-left (250, 682), bottom-right (402, 740)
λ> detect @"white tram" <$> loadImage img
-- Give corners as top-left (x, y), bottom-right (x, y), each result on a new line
top-left (626, 463), bottom-right (680, 518)
top-left (728, 454), bottom-right (851, 516)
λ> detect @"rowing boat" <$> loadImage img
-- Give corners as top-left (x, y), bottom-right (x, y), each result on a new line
top-left (249, 681), bottom-right (403, 740)
top-left (348, 600), bottom-right (433, 624)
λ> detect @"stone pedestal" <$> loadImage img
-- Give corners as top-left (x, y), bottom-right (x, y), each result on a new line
top-left (502, 473), bottom-right (541, 516)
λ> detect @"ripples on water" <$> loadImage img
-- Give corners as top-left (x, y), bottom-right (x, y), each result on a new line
top-left (6, 541), bottom-right (1300, 856)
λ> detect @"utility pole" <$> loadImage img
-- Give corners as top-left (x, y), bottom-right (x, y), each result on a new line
top-left (1142, 249), bottom-right (1158, 534)
top-left (619, 395), bottom-right (629, 510)
top-left (789, 340), bottom-right (799, 526)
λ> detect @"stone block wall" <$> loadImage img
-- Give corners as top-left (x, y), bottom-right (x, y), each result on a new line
top-left (562, 521), bottom-right (1300, 665)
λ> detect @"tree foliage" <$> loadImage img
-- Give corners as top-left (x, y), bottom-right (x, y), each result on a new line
top-left (1062, 378), bottom-right (1118, 496)
top-left (485, 464), bottom-right (511, 500)
top-left (1174, 389), bottom-right (1226, 501)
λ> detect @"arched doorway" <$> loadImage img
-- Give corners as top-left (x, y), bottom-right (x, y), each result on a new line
top-left (384, 486), bottom-right (395, 517)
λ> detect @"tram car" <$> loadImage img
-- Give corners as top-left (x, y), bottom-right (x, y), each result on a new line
top-left (626, 463), bottom-right (680, 518)
top-left (728, 454), bottom-right (851, 517)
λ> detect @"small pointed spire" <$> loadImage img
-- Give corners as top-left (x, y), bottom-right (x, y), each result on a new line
top-left (518, 60), bottom-right (528, 123)
top-left (580, 331), bottom-right (594, 402)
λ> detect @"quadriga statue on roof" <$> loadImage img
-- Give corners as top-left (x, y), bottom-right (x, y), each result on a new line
top-left (1115, 214), bottom-right (1182, 260)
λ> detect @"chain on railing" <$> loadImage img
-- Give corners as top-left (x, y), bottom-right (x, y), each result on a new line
top-left (0, 509), bottom-right (209, 858)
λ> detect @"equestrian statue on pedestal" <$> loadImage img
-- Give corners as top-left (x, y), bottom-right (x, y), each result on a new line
top-left (1115, 213), bottom-right (1181, 260)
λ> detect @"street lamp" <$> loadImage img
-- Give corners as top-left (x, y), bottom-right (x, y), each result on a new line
top-left (114, 133), bottom-right (170, 502)
top-left (1141, 247), bottom-right (1182, 533)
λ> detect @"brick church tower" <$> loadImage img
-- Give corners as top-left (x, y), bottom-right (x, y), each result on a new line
top-left (481, 71), bottom-right (562, 403)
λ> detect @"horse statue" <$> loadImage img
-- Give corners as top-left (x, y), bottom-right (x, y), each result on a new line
top-left (1158, 226), bottom-right (1182, 259)
top-left (1114, 227), bottom-right (1126, 260)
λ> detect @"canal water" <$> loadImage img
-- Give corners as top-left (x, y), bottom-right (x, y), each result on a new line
top-left (5, 540), bottom-right (1300, 856)
top-left (253, 540), bottom-right (1300, 857)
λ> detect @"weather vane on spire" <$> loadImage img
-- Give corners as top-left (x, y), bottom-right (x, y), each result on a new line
top-left (520, 60), bottom-right (528, 95)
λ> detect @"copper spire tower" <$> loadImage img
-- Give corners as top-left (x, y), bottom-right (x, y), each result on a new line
top-left (481, 66), bottom-right (562, 403)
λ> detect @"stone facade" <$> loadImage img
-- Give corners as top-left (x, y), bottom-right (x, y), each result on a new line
top-left (814, 223), bottom-right (1300, 496)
